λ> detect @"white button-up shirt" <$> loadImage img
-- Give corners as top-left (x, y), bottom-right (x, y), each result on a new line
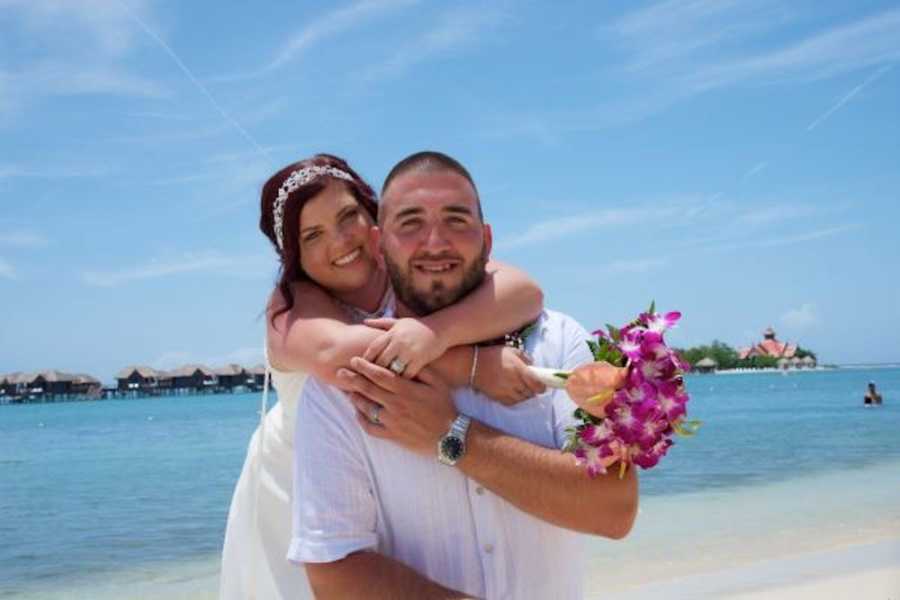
top-left (288, 310), bottom-right (594, 600)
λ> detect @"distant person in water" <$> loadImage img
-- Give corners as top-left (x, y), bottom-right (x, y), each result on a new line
top-left (864, 382), bottom-right (883, 405)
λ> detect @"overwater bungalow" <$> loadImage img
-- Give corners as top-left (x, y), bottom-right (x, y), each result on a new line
top-left (0, 370), bottom-right (103, 401)
top-left (214, 364), bottom-right (249, 391)
top-left (170, 364), bottom-right (218, 392)
top-left (116, 366), bottom-right (164, 393)
top-left (247, 364), bottom-right (267, 389)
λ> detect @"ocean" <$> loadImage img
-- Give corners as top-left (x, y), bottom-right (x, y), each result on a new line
top-left (2, 367), bottom-right (899, 598)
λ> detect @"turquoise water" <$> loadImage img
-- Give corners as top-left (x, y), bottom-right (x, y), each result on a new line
top-left (1, 368), bottom-right (899, 597)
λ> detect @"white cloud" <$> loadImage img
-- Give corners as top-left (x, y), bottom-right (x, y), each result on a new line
top-left (359, 5), bottom-right (505, 83)
top-left (495, 201), bottom-right (695, 250)
top-left (752, 224), bottom-right (859, 248)
top-left (211, 0), bottom-right (419, 81)
top-left (0, 231), bottom-right (48, 248)
top-left (736, 204), bottom-right (819, 226)
top-left (687, 8), bottom-right (900, 90)
top-left (0, 257), bottom-right (15, 279)
top-left (0, 0), bottom-right (167, 113)
top-left (81, 252), bottom-right (274, 287)
top-left (781, 303), bottom-right (817, 330)
top-left (611, 0), bottom-right (791, 73)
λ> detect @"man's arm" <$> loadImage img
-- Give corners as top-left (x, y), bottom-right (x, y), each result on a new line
top-left (340, 358), bottom-right (639, 539)
top-left (457, 421), bottom-right (638, 539)
top-left (305, 551), bottom-right (473, 600)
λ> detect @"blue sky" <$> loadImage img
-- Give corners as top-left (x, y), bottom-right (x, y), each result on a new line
top-left (1, 0), bottom-right (899, 383)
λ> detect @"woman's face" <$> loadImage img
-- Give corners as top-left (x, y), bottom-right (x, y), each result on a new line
top-left (298, 180), bottom-right (378, 293)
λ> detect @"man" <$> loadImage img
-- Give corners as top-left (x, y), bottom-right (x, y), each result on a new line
top-left (288, 151), bottom-right (638, 599)
top-left (865, 381), bottom-right (883, 405)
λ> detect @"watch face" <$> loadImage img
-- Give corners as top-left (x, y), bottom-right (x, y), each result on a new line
top-left (440, 436), bottom-right (464, 461)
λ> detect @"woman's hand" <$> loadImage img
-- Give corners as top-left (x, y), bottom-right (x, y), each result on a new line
top-left (363, 318), bottom-right (449, 378)
top-left (474, 346), bottom-right (547, 406)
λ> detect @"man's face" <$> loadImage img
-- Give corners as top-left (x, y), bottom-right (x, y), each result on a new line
top-left (379, 169), bottom-right (491, 316)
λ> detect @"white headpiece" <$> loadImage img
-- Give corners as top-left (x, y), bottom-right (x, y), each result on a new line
top-left (273, 166), bottom-right (355, 251)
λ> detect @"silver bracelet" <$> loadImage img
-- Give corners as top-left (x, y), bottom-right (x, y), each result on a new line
top-left (468, 346), bottom-right (480, 389)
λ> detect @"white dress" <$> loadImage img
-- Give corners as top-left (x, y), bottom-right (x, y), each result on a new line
top-left (219, 366), bottom-right (313, 600)
top-left (219, 289), bottom-right (393, 600)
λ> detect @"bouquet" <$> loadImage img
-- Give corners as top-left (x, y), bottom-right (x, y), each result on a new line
top-left (528, 302), bottom-right (700, 478)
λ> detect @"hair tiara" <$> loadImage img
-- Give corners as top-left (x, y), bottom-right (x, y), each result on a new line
top-left (273, 166), bottom-right (354, 251)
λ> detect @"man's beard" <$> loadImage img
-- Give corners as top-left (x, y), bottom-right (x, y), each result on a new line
top-left (384, 249), bottom-right (488, 316)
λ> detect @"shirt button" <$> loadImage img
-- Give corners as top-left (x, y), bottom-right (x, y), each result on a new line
top-left (483, 544), bottom-right (494, 554)
top-left (475, 486), bottom-right (485, 495)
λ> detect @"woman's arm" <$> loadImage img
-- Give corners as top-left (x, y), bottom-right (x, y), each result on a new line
top-left (267, 282), bottom-right (477, 390)
top-left (266, 282), bottom-right (381, 387)
top-left (363, 260), bottom-right (544, 376)
top-left (268, 261), bottom-right (544, 398)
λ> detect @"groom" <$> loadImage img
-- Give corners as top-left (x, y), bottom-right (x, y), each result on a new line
top-left (288, 151), bottom-right (638, 599)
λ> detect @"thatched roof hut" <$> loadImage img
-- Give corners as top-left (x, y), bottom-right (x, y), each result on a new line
top-left (170, 364), bottom-right (217, 390)
top-left (695, 357), bottom-right (718, 373)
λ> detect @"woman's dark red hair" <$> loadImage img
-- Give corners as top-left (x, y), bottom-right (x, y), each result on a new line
top-left (260, 154), bottom-right (378, 324)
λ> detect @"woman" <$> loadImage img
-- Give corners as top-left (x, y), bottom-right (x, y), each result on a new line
top-left (219, 154), bottom-right (546, 599)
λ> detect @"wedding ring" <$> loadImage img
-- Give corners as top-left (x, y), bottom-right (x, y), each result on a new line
top-left (389, 358), bottom-right (407, 375)
top-left (369, 405), bottom-right (382, 425)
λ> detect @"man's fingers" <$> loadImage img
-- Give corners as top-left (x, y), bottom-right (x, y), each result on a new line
top-left (363, 317), bottom-right (397, 331)
top-left (349, 392), bottom-right (381, 417)
top-left (522, 370), bottom-right (547, 395)
top-left (337, 368), bottom-right (394, 405)
top-left (363, 334), bottom-right (391, 363)
top-left (348, 358), bottom-right (402, 396)
top-left (355, 412), bottom-right (390, 439)
top-left (375, 340), bottom-right (401, 369)
top-left (518, 350), bottom-right (534, 366)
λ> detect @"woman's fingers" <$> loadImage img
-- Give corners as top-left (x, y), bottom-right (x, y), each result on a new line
top-left (364, 318), bottom-right (397, 331)
top-left (363, 333), bottom-right (391, 363)
top-left (375, 339), bottom-right (401, 369)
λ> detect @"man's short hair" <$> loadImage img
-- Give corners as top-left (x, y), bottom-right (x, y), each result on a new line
top-left (379, 151), bottom-right (484, 223)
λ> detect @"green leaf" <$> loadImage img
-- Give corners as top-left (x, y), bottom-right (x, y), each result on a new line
top-left (606, 324), bottom-right (622, 342)
top-left (648, 300), bottom-right (656, 315)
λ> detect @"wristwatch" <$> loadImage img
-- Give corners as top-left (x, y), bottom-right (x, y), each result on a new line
top-left (437, 414), bottom-right (471, 466)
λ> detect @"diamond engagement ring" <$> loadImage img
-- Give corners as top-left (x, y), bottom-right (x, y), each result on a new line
top-left (369, 405), bottom-right (382, 425)
top-left (389, 358), bottom-right (407, 375)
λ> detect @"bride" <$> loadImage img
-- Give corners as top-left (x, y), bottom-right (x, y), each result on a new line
top-left (219, 154), bottom-right (546, 599)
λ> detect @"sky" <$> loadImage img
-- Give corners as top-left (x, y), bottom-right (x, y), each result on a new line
top-left (1, 0), bottom-right (899, 383)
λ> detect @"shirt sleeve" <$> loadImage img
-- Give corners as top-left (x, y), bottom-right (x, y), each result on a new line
top-left (287, 378), bottom-right (378, 564)
top-left (551, 316), bottom-right (595, 448)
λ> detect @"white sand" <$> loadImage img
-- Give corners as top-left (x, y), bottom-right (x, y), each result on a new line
top-left (592, 538), bottom-right (900, 599)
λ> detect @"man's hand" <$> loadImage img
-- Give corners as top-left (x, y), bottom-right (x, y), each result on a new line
top-left (474, 346), bottom-right (546, 405)
top-left (338, 357), bottom-right (456, 455)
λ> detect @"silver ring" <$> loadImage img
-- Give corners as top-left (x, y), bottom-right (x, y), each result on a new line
top-left (389, 358), bottom-right (407, 375)
top-left (369, 405), bottom-right (381, 425)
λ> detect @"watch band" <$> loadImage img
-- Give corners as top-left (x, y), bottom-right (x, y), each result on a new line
top-left (449, 414), bottom-right (471, 439)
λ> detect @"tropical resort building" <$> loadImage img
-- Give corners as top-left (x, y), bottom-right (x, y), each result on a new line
top-left (3, 362), bottom-right (269, 404)
top-left (694, 357), bottom-right (718, 374)
top-left (739, 327), bottom-right (817, 369)
top-left (0, 370), bottom-right (102, 403)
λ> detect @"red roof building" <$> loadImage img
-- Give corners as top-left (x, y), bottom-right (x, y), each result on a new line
top-left (738, 327), bottom-right (798, 360)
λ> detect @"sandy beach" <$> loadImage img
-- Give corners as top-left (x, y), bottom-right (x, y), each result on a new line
top-left (596, 538), bottom-right (900, 599)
